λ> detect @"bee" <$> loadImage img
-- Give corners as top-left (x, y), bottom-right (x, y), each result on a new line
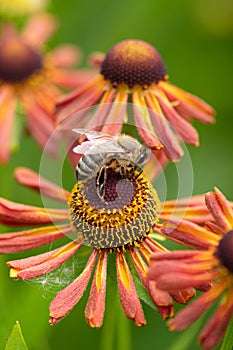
top-left (72, 129), bottom-right (151, 201)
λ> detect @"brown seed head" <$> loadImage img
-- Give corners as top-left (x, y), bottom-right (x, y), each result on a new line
top-left (0, 36), bottom-right (43, 83)
top-left (100, 39), bottom-right (167, 88)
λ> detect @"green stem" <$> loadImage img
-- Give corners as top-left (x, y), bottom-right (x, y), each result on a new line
top-left (221, 315), bottom-right (233, 350)
top-left (116, 298), bottom-right (131, 350)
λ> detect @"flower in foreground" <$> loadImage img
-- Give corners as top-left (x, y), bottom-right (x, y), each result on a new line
top-left (0, 166), bottom-right (204, 327)
top-left (56, 39), bottom-right (215, 161)
top-left (148, 187), bottom-right (233, 350)
top-left (0, 13), bottom-right (93, 163)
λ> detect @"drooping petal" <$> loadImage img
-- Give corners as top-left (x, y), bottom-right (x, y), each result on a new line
top-left (85, 250), bottom-right (108, 327)
top-left (56, 75), bottom-right (106, 123)
top-left (133, 87), bottom-right (163, 150)
top-left (0, 198), bottom-right (68, 226)
top-left (22, 13), bottom-right (57, 49)
top-left (0, 86), bottom-right (16, 164)
top-left (156, 87), bottom-right (199, 146)
top-left (159, 81), bottom-right (215, 123)
top-left (49, 249), bottom-right (98, 325)
top-left (0, 224), bottom-right (71, 253)
top-left (21, 89), bottom-right (59, 155)
top-left (129, 247), bottom-right (174, 319)
top-left (199, 290), bottom-right (233, 350)
top-left (8, 240), bottom-right (82, 279)
top-left (14, 167), bottom-right (70, 202)
top-left (168, 280), bottom-right (228, 331)
top-left (145, 91), bottom-right (183, 161)
top-left (116, 250), bottom-right (146, 326)
top-left (101, 88), bottom-right (128, 135)
top-left (86, 88), bottom-right (115, 130)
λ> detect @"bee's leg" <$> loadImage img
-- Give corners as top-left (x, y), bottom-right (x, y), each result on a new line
top-left (96, 165), bottom-right (107, 201)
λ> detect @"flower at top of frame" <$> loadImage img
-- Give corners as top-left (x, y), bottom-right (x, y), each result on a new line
top-left (0, 0), bottom-right (49, 17)
top-left (56, 39), bottom-right (215, 162)
top-left (0, 153), bottom-right (215, 327)
top-left (148, 187), bottom-right (233, 350)
top-left (0, 13), bottom-right (94, 164)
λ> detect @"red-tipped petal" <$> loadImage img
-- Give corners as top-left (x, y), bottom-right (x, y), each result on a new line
top-left (160, 81), bottom-right (215, 123)
top-left (14, 167), bottom-right (70, 202)
top-left (199, 291), bottom-right (233, 350)
top-left (156, 89), bottom-right (199, 146)
top-left (116, 250), bottom-right (146, 326)
top-left (168, 281), bottom-right (228, 331)
top-left (160, 218), bottom-right (219, 249)
top-left (0, 197), bottom-right (68, 226)
top-left (0, 224), bottom-right (71, 253)
top-left (145, 92), bottom-right (183, 161)
top-left (129, 247), bottom-right (174, 319)
top-left (49, 249), bottom-right (98, 324)
top-left (85, 250), bottom-right (108, 327)
top-left (8, 240), bottom-right (82, 279)
top-left (101, 88), bottom-right (128, 135)
top-left (133, 89), bottom-right (163, 150)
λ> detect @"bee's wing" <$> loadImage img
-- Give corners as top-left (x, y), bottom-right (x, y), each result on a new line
top-left (72, 129), bottom-right (127, 155)
top-left (72, 129), bottom-right (114, 141)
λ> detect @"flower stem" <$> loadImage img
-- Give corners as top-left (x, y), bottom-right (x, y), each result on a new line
top-left (116, 297), bottom-right (131, 350)
top-left (221, 315), bottom-right (233, 350)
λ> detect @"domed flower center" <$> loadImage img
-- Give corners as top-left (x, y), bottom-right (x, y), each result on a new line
top-left (0, 37), bottom-right (43, 83)
top-left (100, 39), bottom-right (167, 88)
top-left (216, 230), bottom-right (233, 273)
top-left (69, 159), bottom-right (160, 249)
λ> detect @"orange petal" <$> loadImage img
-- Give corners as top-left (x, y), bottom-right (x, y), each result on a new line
top-left (129, 247), bottom-right (174, 319)
top-left (116, 250), bottom-right (146, 326)
top-left (85, 250), bottom-right (108, 327)
top-left (14, 167), bottom-right (70, 202)
top-left (145, 91), bottom-right (183, 161)
top-left (156, 87), bottom-right (199, 146)
top-left (133, 88), bottom-right (163, 150)
top-left (49, 249), bottom-right (98, 324)
top-left (56, 75), bottom-right (106, 122)
top-left (0, 224), bottom-right (71, 253)
top-left (168, 280), bottom-right (228, 331)
top-left (101, 88), bottom-right (128, 135)
top-left (0, 197), bottom-right (68, 226)
top-left (199, 289), bottom-right (233, 350)
top-left (160, 81), bottom-right (215, 122)
top-left (161, 218), bottom-right (219, 249)
top-left (8, 240), bottom-right (82, 279)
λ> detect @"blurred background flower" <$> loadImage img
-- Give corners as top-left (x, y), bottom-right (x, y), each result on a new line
top-left (0, 13), bottom-right (93, 163)
top-left (0, 0), bottom-right (49, 17)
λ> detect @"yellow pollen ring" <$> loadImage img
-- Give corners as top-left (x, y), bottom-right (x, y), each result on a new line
top-left (68, 168), bottom-right (160, 250)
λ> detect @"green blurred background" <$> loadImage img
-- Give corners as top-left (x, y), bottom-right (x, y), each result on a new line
top-left (0, 0), bottom-right (233, 349)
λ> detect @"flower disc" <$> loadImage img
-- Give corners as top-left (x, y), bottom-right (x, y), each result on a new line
top-left (100, 39), bottom-right (167, 88)
top-left (216, 230), bottom-right (233, 273)
top-left (69, 160), bottom-right (160, 249)
top-left (0, 37), bottom-right (43, 83)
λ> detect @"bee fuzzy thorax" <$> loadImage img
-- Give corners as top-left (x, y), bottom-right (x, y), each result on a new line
top-left (69, 164), bottom-right (160, 250)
